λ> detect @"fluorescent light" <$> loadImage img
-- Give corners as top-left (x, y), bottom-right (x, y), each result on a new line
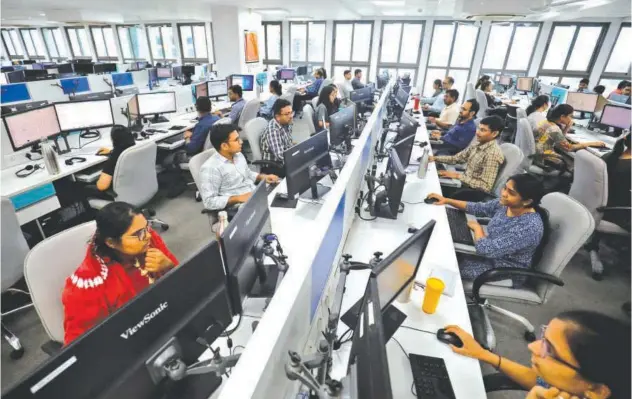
top-left (256, 8), bottom-right (289, 15)
top-left (286, 17), bottom-right (313, 21)
top-left (373, 0), bottom-right (406, 7)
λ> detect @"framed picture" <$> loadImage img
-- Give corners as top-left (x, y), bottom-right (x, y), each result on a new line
top-left (244, 31), bottom-right (260, 63)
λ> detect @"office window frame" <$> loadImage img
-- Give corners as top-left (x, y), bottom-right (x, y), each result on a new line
top-left (19, 28), bottom-right (47, 59)
top-left (262, 22), bottom-right (283, 66)
top-left (146, 24), bottom-right (177, 63)
top-left (41, 27), bottom-right (68, 61)
top-left (289, 21), bottom-right (326, 71)
top-left (479, 22), bottom-right (542, 78)
top-left (377, 20), bottom-right (424, 84)
top-left (600, 23), bottom-right (631, 82)
top-left (65, 27), bottom-right (92, 59)
top-left (90, 26), bottom-right (118, 61)
top-left (537, 22), bottom-right (608, 84)
top-left (116, 25), bottom-right (150, 63)
top-left (1, 28), bottom-right (25, 59)
top-left (177, 23), bottom-right (211, 63)
top-left (422, 21), bottom-right (481, 97)
top-left (332, 21), bottom-right (374, 82)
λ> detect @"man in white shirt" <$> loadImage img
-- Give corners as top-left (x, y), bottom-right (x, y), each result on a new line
top-left (427, 89), bottom-right (460, 130)
top-left (340, 69), bottom-right (354, 101)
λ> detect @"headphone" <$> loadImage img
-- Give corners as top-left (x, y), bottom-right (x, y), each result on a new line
top-left (65, 157), bottom-right (87, 166)
top-left (15, 164), bottom-right (43, 178)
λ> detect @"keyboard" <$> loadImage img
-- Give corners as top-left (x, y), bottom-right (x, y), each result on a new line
top-left (445, 208), bottom-right (474, 246)
top-left (409, 354), bottom-right (456, 399)
top-left (161, 133), bottom-right (184, 144)
top-left (75, 165), bottom-right (103, 183)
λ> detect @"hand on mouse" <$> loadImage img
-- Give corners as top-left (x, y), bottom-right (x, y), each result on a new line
top-left (526, 386), bottom-right (581, 399)
top-left (426, 193), bottom-right (447, 205)
top-left (443, 325), bottom-right (491, 361)
top-left (97, 147), bottom-right (111, 155)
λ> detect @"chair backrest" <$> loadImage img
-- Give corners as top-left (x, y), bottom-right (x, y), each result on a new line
top-left (243, 117), bottom-right (269, 161)
top-left (493, 143), bottom-right (524, 196)
top-left (303, 104), bottom-right (317, 136)
top-left (113, 141), bottom-right (158, 207)
top-left (311, 96), bottom-right (319, 108)
top-left (238, 98), bottom-right (261, 130)
top-left (319, 78), bottom-right (333, 94)
top-left (1, 197), bottom-right (30, 292)
top-left (475, 89), bottom-right (488, 118)
top-left (569, 150), bottom-right (608, 223)
top-left (24, 221), bottom-right (97, 343)
top-left (534, 193), bottom-right (595, 302)
top-left (280, 91), bottom-right (295, 106)
top-left (286, 85), bottom-right (298, 95)
top-left (188, 148), bottom-right (217, 191)
top-left (514, 118), bottom-right (536, 169)
top-left (465, 82), bottom-right (475, 101)
top-left (215, 117), bottom-right (232, 125)
top-left (516, 108), bottom-right (527, 120)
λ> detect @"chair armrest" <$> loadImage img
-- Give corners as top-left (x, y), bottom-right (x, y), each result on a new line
top-left (252, 160), bottom-right (283, 170)
top-left (41, 340), bottom-right (63, 356)
top-left (471, 267), bottom-right (564, 304)
top-left (483, 373), bottom-right (526, 393)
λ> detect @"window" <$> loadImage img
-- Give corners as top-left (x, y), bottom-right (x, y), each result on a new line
top-left (290, 22), bottom-right (325, 70)
top-left (66, 27), bottom-right (92, 58)
top-left (538, 23), bottom-right (606, 83)
top-left (147, 24), bottom-right (177, 61)
top-left (178, 23), bottom-right (211, 62)
top-left (423, 22), bottom-right (479, 97)
top-left (378, 21), bottom-right (424, 84)
top-left (19, 29), bottom-right (47, 59)
top-left (481, 23), bottom-right (540, 77)
top-left (90, 26), bottom-right (118, 60)
top-left (1, 28), bottom-right (24, 59)
top-left (117, 25), bottom-right (150, 62)
top-left (262, 22), bottom-right (282, 66)
top-left (42, 28), bottom-right (69, 60)
top-left (601, 23), bottom-right (631, 86)
top-left (332, 22), bottom-right (373, 83)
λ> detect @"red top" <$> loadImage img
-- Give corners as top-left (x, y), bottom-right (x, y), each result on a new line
top-left (62, 230), bottom-right (178, 345)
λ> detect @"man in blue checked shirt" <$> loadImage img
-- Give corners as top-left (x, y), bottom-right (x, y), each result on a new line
top-left (183, 96), bottom-right (220, 156)
top-left (227, 85), bottom-right (246, 124)
top-left (292, 68), bottom-right (325, 113)
top-left (260, 99), bottom-right (294, 177)
top-left (430, 99), bottom-right (479, 156)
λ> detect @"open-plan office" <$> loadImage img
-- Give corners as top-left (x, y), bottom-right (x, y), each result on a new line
top-left (1, 0), bottom-right (631, 398)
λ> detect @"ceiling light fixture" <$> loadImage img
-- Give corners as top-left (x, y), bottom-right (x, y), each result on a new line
top-left (373, 0), bottom-right (406, 7)
top-left (255, 8), bottom-right (289, 15)
top-left (39, 13), bottom-right (46, 16)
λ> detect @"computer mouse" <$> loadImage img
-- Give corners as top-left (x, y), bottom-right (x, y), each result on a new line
top-left (95, 149), bottom-right (108, 156)
top-left (424, 196), bottom-right (439, 204)
top-left (436, 328), bottom-right (463, 348)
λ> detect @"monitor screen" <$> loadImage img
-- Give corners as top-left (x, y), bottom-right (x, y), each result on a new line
top-left (517, 77), bottom-right (534, 92)
top-left (182, 65), bottom-right (195, 75)
top-left (1, 83), bottom-right (31, 104)
top-left (156, 67), bottom-right (172, 78)
top-left (57, 63), bottom-right (73, 74)
top-left (600, 105), bottom-right (631, 130)
top-left (7, 70), bottom-right (25, 83)
top-left (230, 74), bottom-right (254, 91)
top-left (55, 100), bottom-right (114, 131)
top-left (172, 66), bottom-right (182, 79)
top-left (127, 95), bottom-right (139, 118)
top-left (60, 77), bottom-right (91, 95)
top-left (566, 92), bottom-right (599, 113)
top-left (31, 63), bottom-right (44, 70)
top-left (395, 87), bottom-right (409, 108)
top-left (280, 69), bottom-right (295, 80)
top-left (112, 72), bottom-right (134, 87)
top-left (195, 82), bottom-right (208, 98)
top-left (499, 75), bottom-right (512, 85)
top-left (550, 86), bottom-right (568, 107)
top-left (137, 92), bottom-right (177, 116)
top-left (208, 80), bottom-right (228, 97)
top-left (392, 134), bottom-right (415, 168)
top-left (609, 94), bottom-right (630, 104)
top-left (3, 105), bottom-right (61, 150)
top-left (73, 63), bottom-right (94, 75)
top-left (147, 68), bottom-right (158, 82)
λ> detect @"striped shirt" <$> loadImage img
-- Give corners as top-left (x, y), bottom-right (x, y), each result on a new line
top-left (260, 119), bottom-right (293, 163)
top-left (199, 152), bottom-right (258, 210)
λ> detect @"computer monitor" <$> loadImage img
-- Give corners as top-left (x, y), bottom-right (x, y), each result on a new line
top-left (3, 105), bottom-right (61, 151)
top-left (566, 92), bottom-right (599, 113)
top-left (6, 70), bottom-right (25, 83)
top-left (147, 68), bottom-right (158, 85)
top-left (372, 148), bottom-right (406, 219)
top-left (400, 85), bottom-right (412, 94)
top-left (57, 63), bottom-right (73, 74)
top-left (219, 182), bottom-right (272, 314)
top-left (30, 63), bottom-right (44, 70)
top-left (73, 62), bottom-right (94, 75)
top-left (1, 100), bottom-right (49, 116)
top-left (394, 87), bottom-right (409, 109)
top-left (350, 87), bottom-right (372, 103)
top-left (600, 104), bottom-right (632, 131)
top-left (137, 92), bottom-right (177, 121)
top-left (112, 72), bottom-right (135, 87)
top-left (550, 86), bottom-right (568, 107)
top-left (348, 275), bottom-right (393, 399)
top-left (135, 61), bottom-right (148, 70)
top-left (228, 74), bottom-right (254, 91)
top-left (498, 75), bottom-right (512, 86)
top-left (517, 77), bottom-right (534, 92)
top-left (329, 104), bottom-right (356, 148)
top-left (1, 83), bottom-right (31, 104)
top-left (296, 66), bottom-right (308, 76)
top-left (21, 60), bottom-right (36, 65)
top-left (1, 66), bottom-right (15, 72)
top-left (391, 134), bottom-right (415, 168)
top-left (60, 77), bottom-right (91, 95)
top-left (282, 130), bottom-right (333, 202)
top-left (609, 93), bottom-right (631, 104)
top-left (156, 67), bottom-right (172, 79)
top-left (182, 65), bottom-right (195, 76)
top-left (397, 111), bottom-right (419, 137)
top-left (172, 66), bottom-right (183, 80)
top-left (55, 100), bottom-right (114, 132)
top-left (94, 63), bottom-right (117, 74)
top-left (70, 91), bottom-right (115, 102)
top-left (208, 79), bottom-right (228, 98)
top-left (195, 82), bottom-right (208, 99)
top-left (2, 240), bottom-right (233, 399)
top-left (279, 69), bottom-right (295, 81)
top-left (24, 70), bottom-right (49, 82)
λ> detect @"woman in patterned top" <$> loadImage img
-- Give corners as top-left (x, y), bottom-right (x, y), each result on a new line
top-left (442, 311), bottom-right (630, 399)
top-left (427, 173), bottom-right (549, 286)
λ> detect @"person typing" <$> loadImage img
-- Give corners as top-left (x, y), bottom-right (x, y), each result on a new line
top-left (260, 99), bottom-right (294, 177)
top-left (314, 85), bottom-right (337, 130)
top-left (199, 123), bottom-right (279, 211)
top-left (340, 70), bottom-right (354, 101)
top-left (259, 80), bottom-right (282, 119)
top-left (430, 99), bottom-right (479, 155)
top-left (94, 125), bottom-right (136, 192)
top-left (421, 79), bottom-right (443, 105)
top-left (226, 85), bottom-right (246, 124)
top-left (183, 96), bottom-right (220, 157)
top-left (62, 202), bottom-right (178, 345)
top-left (351, 69), bottom-right (365, 90)
top-left (293, 69), bottom-right (324, 113)
top-left (423, 76), bottom-right (454, 115)
top-left (431, 115), bottom-right (505, 201)
top-left (526, 95), bottom-right (550, 132)
top-left (426, 89), bottom-right (460, 130)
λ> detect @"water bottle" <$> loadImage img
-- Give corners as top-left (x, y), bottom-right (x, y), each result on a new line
top-left (41, 139), bottom-right (60, 175)
top-left (417, 147), bottom-right (429, 179)
top-left (216, 211), bottom-right (228, 238)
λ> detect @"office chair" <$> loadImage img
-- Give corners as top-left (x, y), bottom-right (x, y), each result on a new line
top-left (475, 89), bottom-right (489, 118)
top-left (516, 108), bottom-right (527, 120)
top-left (215, 116), bottom-right (232, 125)
top-left (24, 221), bottom-right (97, 354)
top-left (86, 142), bottom-right (169, 231)
top-left (465, 192), bottom-right (594, 348)
top-left (243, 117), bottom-right (284, 174)
top-left (238, 98), bottom-right (261, 131)
top-left (280, 91), bottom-right (295, 108)
top-left (186, 148), bottom-right (222, 227)
top-left (1, 198), bottom-right (32, 359)
top-left (303, 104), bottom-right (317, 136)
top-left (311, 96), bottom-right (319, 109)
top-left (318, 78), bottom-right (333, 95)
top-left (465, 82), bottom-right (475, 101)
top-left (569, 150), bottom-right (631, 280)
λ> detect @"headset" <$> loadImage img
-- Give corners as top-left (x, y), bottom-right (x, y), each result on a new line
top-left (64, 157), bottom-right (87, 166)
top-left (15, 164), bottom-right (43, 178)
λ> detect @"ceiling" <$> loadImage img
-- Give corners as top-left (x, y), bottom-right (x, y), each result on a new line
top-left (1, 0), bottom-right (630, 26)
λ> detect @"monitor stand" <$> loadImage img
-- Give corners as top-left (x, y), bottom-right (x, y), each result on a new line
top-left (300, 174), bottom-right (331, 201)
top-left (371, 192), bottom-right (397, 220)
top-left (130, 117), bottom-right (144, 132)
top-left (151, 114), bottom-right (169, 123)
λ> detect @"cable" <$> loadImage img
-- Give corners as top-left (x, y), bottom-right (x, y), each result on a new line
top-left (400, 325), bottom-right (436, 336)
top-left (220, 313), bottom-right (242, 337)
top-left (402, 200), bottom-right (426, 205)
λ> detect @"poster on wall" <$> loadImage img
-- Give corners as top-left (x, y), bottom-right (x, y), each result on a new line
top-left (244, 31), bottom-right (260, 63)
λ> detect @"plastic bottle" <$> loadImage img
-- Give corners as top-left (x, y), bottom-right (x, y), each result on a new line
top-left (41, 139), bottom-right (60, 175)
top-left (417, 146), bottom-right (430, 179)
top-left (216, 211), bottom-right (228, 238)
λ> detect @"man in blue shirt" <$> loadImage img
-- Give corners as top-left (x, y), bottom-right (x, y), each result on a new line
top-left (228, 85), bottom-right (246, 124)
top-left (431, 99), bottom-right (479, 156)
top-left (423, 76), bottom-right (454, 116)
top-left (292, 68), bottom-right (324, 113)
top-left (184, 97), bottom-right (220, 155)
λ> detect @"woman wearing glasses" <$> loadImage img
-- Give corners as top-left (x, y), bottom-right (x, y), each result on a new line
top-left (444, 311), bottom-right (630, 398)
top-left (62, 202), bottom-right (178, 345)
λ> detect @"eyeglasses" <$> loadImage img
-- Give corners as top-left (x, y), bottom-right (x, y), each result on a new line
top-left (537, 325), bottom-right (580, 372)
top-left (126, 224), bottom-right (150, 241)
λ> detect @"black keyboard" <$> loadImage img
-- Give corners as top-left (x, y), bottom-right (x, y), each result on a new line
top-left (409, 354), bottom-right (456, 399)
top-left (445, 208), bottom-right (474, 246)
top-left (161, 133), bottom-right (184, 144)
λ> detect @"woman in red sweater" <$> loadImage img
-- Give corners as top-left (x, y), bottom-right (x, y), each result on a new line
top-left (62, 202), bottom-right (178, 345)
